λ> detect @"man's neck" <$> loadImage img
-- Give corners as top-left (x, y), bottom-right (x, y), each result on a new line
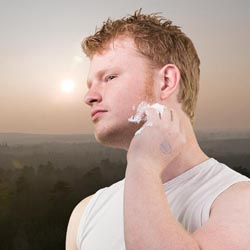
top-left (160, 128), bottom-right (209, 184)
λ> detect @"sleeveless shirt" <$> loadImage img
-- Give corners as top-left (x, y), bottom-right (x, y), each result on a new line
top-left (77, 158), bottom-right (249, 250)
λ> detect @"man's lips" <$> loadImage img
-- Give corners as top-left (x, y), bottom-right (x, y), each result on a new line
top-left (91, 109), bottom-right (108, 120)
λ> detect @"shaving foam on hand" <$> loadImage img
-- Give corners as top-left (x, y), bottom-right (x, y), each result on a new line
top-left (128, 102), bottom-right (167, 135)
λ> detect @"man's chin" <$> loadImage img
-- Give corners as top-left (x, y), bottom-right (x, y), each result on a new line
top-left (94, 130), bottom-right (134, 150)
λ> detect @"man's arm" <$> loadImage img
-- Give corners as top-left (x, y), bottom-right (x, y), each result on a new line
top-left (193, 181), bottom-right (250, 249)
top-left (124, 107), bottom-right (250, 250)
top-left (66, 195), bottom-right (93, 250)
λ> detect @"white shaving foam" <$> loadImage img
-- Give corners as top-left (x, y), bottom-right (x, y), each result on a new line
top-left (128, 102), bottom-right (166, 135)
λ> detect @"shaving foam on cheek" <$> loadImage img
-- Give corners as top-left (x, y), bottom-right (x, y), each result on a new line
top-left (128, 102), bottom-right (148, 124)
top-left (128, 102), bottom-right (166, 136)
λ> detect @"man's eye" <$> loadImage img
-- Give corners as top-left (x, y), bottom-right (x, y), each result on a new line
top-left (106, 75), bottom-right (117, 81)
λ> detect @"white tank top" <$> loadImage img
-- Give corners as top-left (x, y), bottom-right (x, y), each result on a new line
top-left (77, 158), bottom-right (249, 250)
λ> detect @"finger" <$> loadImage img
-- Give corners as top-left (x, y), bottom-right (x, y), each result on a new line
top-left (170, 109), bottom-right (182, 133)
top-left (162, 108), bottom-right (180, 128)
top-left (144, 107), bottom-right (161, 124)
top-left (161, 107), bottom-right (172, 122)
top-left (170, 109), bottom-right (174, 122)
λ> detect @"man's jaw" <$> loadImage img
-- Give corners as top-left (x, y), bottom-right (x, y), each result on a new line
top-left (93, 118), bottom-right (141, 150)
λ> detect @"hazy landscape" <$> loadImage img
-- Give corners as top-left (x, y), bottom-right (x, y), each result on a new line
top-left (1, 131), bottom-right (250, 171)
top-left (0, 132), bottom-right (249, 250)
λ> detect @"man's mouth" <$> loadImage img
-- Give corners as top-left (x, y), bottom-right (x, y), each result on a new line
top-left (91, 109), bottom-right (108, 121)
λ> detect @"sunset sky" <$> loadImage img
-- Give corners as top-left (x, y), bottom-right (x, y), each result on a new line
top-left (0, 0), bottom-right (249, 134)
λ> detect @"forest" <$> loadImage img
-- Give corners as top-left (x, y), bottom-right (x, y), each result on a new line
top-left (0, 139), bottom-right (249, 250)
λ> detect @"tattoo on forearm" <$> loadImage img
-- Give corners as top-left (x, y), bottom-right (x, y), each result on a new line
top-left (160, 141), bottom-right (172, 154)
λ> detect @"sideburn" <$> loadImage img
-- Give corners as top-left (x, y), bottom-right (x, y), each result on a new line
top-left (144, 69), bottom-right (156, 103)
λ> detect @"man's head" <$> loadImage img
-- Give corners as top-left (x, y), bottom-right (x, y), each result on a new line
top-left (83, 9), bottom-right (200, 124)
top-left (83, 10), bottom-right (200, 149)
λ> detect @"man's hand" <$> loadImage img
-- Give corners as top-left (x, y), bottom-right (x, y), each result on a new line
top-left (124, 105), bottom-right (202, 250)
top-left (127, 105), bottom-right (186, 177)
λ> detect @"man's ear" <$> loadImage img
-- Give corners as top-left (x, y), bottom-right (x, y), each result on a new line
top-left (159, 64), bottom-right (180, 100)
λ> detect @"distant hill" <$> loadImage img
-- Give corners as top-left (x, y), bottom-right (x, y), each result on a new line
top-left (199, 138), bottom-right (250, 154)
top-left (0, 131), bottom-right (250, 146)
top-left (0, 133), bottom-right (95, 145)
top-left (194, 129), bottom-right (250, 141)
top-left (0, 132), bottom-right (249, 172)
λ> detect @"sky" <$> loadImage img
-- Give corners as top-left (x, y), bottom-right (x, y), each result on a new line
top-left (0, 0), bottom-right (249, 134)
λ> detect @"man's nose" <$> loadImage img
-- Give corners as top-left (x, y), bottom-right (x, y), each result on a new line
top-left (84, 89), bottom-right (102, 106)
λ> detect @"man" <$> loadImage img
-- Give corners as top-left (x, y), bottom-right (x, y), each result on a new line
top-left (66, 10), bottom-right (250, 250)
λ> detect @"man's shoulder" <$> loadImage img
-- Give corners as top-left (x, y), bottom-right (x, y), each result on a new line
top-left (66, 179), bottom-right (125, 249)
top-left (193, 181), bottom-right (250, 249)
top-left (74, 195), bottom-right (94, 217)
top-left (211, 180), bottom-right (250, 212)
top-left (66, 194), bottom-right (94, 250)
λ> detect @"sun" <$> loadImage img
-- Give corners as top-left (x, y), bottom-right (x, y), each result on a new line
top-left (61, 79), bottom-right (75, 94)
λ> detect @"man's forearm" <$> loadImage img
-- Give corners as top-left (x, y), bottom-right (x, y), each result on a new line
top-left (124, 163), bottom-right (201, 250)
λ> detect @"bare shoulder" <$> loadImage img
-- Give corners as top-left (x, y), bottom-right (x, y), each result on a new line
top-left (71, 195), bottom-right (94, 219)
top-left (193, 181), bottom-right (250, 250)
top-left (66, 194), bottom-right (94, 250)
top-left (211, 180), bottom-right (250, 210)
